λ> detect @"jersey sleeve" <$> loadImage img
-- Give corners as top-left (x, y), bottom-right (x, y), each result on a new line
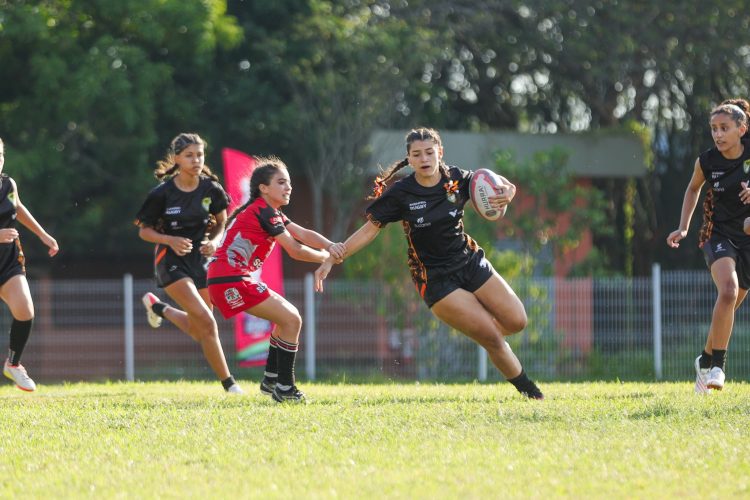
top-left (134, 184), bottom-right (165, 228)
top-left (209, 180), bottom-right (230, 214)
top-left (456, 167), bottom-right (472, 204)
top-left (365, 185), bottom-right (403, 227)
top-left (257, 206), bottom-right (288, 237)
top-left (698, 150), bottom-right (712, 180)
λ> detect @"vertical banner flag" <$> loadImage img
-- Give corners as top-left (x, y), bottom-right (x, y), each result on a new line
top-left (222, 148), bottom-right (285, 367)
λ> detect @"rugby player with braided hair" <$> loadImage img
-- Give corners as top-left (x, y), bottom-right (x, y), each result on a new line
top-left (315, 127), bottom-right (543, 399)
top-left (135, 133), bottom-right (243, 394)
top-left (668, 101), bottom-right (750, 393)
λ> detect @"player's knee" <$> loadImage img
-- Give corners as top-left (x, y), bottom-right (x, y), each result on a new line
top-left (192, 312), bottom-right (218, 338)
top-left (505, 311), bottom-right (528, 334)
top-left (279, 308), bottom-right (302, 334)
top-left (717, 282), bottom-right (739, 304)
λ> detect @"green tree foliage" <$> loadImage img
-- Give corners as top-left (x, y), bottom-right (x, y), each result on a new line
top-left (0, 0), bottom-right (241, 264)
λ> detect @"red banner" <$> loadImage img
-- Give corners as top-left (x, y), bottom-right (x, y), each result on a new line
top-left (221, 148), bottom-right (284, 367)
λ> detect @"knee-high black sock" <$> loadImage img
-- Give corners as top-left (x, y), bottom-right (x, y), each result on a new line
top-left (8, 318), bottom-right (33, 366)
top-left (275, 338), bottom-right (298, 388)
top-left (264, 336), bottom-right (280, 379)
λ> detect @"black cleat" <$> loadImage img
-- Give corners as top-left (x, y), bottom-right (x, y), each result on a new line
top-left (259, 377), bottom-right (277, 396)
top-left (272, 385), bottom-right (306, 403)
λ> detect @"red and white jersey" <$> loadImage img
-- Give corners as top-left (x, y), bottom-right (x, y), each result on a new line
top-left (208, 197), bottom-right (290, 278)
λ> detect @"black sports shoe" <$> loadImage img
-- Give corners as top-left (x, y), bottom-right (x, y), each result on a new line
top-left (272, 385), bottom-right (306, 403)
top-left (520, 382), bottom-right (544, 400)
top-left (259, 377), bottom-right (277, 396)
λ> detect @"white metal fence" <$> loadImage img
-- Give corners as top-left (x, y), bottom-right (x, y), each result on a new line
top-left (6, 265), bottom-right (750, 383)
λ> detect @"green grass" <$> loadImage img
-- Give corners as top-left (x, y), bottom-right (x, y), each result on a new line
top-left (1, 381), bottom-right (749, 499)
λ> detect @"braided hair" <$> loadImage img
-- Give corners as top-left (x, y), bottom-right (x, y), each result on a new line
top-left (368, 127), bottom-right (450, 199)
top-left (226, 156), bottom-right (288, 227)
top-left (154, 132), bottom-right (219, 182)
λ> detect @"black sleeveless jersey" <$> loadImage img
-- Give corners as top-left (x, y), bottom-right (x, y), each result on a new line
top-left (0, 174), bottom-right (24, 273)
top-left (698, 145), bottom-right (750, 245)
top-left (366, 166), bottom-right (481, 284)
top-left (135, 176), bottom-right (230, 247)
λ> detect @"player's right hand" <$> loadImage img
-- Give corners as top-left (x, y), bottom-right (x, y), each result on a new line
top-left (0, 228), bottom-right (18, 243)
top-left (314, 259), bottom-right (334, 292)
top-left (666, 229), bottom-right (687, 248)
top-left (170, 236), bottom-right (193, 256)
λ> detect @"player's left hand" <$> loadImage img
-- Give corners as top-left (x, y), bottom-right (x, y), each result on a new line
top-left (488, 179), bottom-right (516, 208)
top-left (42, 233), bottom-right (59, 257)
top-left (740, 181), bottom-right (750, 204)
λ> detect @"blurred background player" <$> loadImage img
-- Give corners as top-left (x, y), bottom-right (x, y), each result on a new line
top-left (315, 127), bottom-right (544, 399)
top-left (667, 101), bottom-right (750, 393)
top-left (207, 157), bottom-right (343, 402)
top-left (135, 133), bottom-right (243, 394)
top-left (0, 137), bottom-right (59, 391)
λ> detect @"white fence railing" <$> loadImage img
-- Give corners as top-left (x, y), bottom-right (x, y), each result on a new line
top-left (9, 265), bottom-right (750, 383)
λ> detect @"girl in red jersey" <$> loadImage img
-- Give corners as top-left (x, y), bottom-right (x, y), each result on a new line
top-left (135, 133), bottom-right (243, 394)
top-left (315, 128), bottom-right (543, 399)
top-left (207, 156), bottom-right (343, 402)
top-left (0, 137), bottom-right (59, 391)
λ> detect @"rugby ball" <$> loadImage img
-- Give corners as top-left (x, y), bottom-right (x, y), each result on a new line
top-left (470, 168), bottom-right (507, 221)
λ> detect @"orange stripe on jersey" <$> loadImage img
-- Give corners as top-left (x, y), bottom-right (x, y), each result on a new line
top-left (154, 246), bottom-right (167, 265)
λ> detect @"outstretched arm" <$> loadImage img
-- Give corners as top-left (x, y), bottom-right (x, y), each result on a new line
top-left (666, 158), bottom-right (705, 248)
top-left (314, 220), bottom-right (381, 292)
top-left (286, 221), bottom-right (344, 260)
top-left (275, 230), bottom-right (330, 263)
top-left (12, 179), bottom-right (58, 257)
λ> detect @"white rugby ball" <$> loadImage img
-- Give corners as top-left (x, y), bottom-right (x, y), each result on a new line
top-left (470, 168), bottom-right (507, 221)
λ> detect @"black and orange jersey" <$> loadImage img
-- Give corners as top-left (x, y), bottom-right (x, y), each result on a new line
top-left (698, 146), bottom-right (750, 245)
top-left (366, 165), bottom-right (481, 284)
top-left (0, 174), bottom-right (17, 231)
top-left (135, 175), bottom-right (229, 247)
top-left (208, 197), bottom-right (290, 278)
top-left (0, 174), bottom-right (24, 274)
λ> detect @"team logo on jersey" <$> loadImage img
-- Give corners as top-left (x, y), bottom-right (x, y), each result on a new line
top-left (449, 209), bottom-right (458, 217)
top-left (224, 287), bottom-right (245, 308)
top-left (744, 159), bottom-right (750, 174)
top-left (201, 197), bottom-right (211, 212)
top-left (7, 191), bottom-right (16, 207)
top-left (165, 206), bottom-right (181, 215)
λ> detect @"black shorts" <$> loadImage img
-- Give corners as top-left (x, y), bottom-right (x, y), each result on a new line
top-left (0, 241), bottom-right (25, 287)
top-left (702, 234), bottom-right (750, 290)
top-left (417, 249), bottom-right (495, 308)
top-left (154, 247), bottom-right (208, 289)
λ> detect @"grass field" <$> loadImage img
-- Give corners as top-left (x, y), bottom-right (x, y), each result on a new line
top-left (1, 381), bottom-right (749, 499)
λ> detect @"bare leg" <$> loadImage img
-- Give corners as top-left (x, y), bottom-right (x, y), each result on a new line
top-left (164, 278), bottom-right (230, 380)
top-left (706, 258), bottom-right (740, 352)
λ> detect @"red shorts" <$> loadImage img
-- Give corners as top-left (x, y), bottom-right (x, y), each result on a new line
top-left (207, 276), bottom-right (271, 319)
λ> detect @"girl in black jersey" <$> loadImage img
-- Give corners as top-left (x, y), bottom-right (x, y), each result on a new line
top-left (667, 102), bottom-right (750, 393)
top-left (315, 128), bottom-right (543, 399)
top-left (0, 137), bottom-right (59, 392)
top-left (135, 133), bottom-right (242, 394)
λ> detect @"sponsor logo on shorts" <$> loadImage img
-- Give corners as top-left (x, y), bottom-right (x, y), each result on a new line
top-left (224, 287), bottom-right (245, 308)
top-left (256, 283), bottom-right (268, 294)
top-left (715, 243), bottom-right (725, 253)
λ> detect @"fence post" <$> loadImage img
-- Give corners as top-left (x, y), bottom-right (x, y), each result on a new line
top-left (478, 345), bottom-right (488, 381)
top-left (123, 273), bottom-right (135, 382)
top-left (304, 273), bottom-right (316, 381)
top-left (652, 263), bottom-right (662, 381)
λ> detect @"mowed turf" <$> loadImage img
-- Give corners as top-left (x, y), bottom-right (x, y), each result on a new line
top-left (0, 381), bottom-right (748, 498)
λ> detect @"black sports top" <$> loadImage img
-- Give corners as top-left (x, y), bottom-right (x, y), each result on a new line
top-left (366, 166), bottom-right (481, 284)
top-left (698, 145), bottom-right (750, 245)
top-left (0, 174), bottom-right (17, 231)
top-left (135, 175), bottom-right (230, 247)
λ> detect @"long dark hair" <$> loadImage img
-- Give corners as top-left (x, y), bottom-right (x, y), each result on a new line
top-left (226, 156), bottom-right (288, 227)
top-left (154, 133), bottom-right (219, 182)
top-left (719, 98), bottom-right (750, 138)
top-left (368, 127), bottom-right (450, 199)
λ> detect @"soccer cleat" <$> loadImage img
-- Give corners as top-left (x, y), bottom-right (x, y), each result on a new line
top-left (694, 356), bottom-right (711, 394)
top-left (226, 384), bottom-right (245, 395)
top-left (260, 377), bottom-right (277, 396)
top-left (521, 383), bottom-right (545, 400)
top-left (141, 292), bottom-right (163, 328)
top-left (272, 385), bottom-right (306, 403)
top-left (706, 366), bottom-right (725, 391)
top-left (4, 359), bottom-right (36, 392)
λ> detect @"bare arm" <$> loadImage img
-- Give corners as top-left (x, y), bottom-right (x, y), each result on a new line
top-left (286, 221), bottom-right (334, 249)
top-left (275, 230), bottom-right (330, 263)
top-left (314, 220), bottom-right (381, 292)
top-left (12, 179), bottom-right (58, 256)
top-left (666, 159), bottom-right (705, 248)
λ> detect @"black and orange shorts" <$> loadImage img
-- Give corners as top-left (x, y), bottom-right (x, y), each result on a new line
top-left (416, 249), bottom-right (495, 308)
